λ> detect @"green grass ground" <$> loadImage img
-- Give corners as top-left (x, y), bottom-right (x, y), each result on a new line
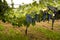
top-left (0, 20), bottom-right (60, 40)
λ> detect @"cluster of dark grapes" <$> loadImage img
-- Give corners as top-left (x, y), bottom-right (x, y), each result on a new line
top-left (41, 6), bottom-right (57, 22)
top-left (34, 14), bottom-right (40, 22)
top-left (26, 14), bottom-right (32, 23)
top-left (42, 11), bottom-right (47, 22)
top-left (42, 11), bottom-right (55, 22)
top-left (26, 13), bottom-right (41, 26)
top-left (47, 14), bottom-right (52, 22)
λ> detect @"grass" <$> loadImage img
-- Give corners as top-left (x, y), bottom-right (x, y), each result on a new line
top-left (36, 26), bottom-right (60, 40)
top-left (0, 21), bottom-right (60, 40)
top-left (0, 31), bottom-right (28, 40)
top-left (0, 24), bottom-right (5, 31)
top-left (0, 25), bottom-right (28, 40)
top-left (0, 25), bottom-right (60, 40)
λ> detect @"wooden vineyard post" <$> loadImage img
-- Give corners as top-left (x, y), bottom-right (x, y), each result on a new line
top-left (51, 14), bottom-right (55, 30)
top-left (25, 26), bottom-right (28, 35)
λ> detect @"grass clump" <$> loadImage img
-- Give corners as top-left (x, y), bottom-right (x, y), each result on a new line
top-left (0, 27), bottom-right (29, 40)
top-left (36, 27), bottom-right (60, 40)
top-left (0, 24), bottom-right (5, 31)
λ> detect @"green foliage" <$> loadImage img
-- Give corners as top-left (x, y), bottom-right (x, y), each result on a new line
top-left (0, 0), bottom-right (9, 22)
top-left (0, 0), bottom-right (60, 27)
